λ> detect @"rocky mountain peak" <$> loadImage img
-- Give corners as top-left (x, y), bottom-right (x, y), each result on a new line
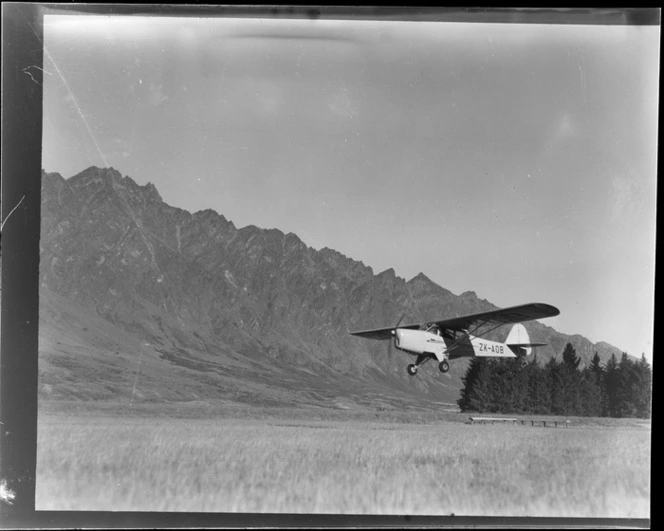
top-left (409, 272), bottom-right (432, 283)
top-left (193, 208), bottom-right (232, 228)
top-left (38, 167), bottom-right (628, 407)
top-left (376, 267), bottom-right (398, 279)
top-left (70, 165), bottom-right (122, 185)
top-left (66, 166), bottom-right (165, 206)
top-left (143, 182), bottom-right (162, 202)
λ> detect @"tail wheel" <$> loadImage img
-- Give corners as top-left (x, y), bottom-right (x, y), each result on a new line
top-left (438, 360), bottom-right (450, 373)
top-left (407, 364), bottom-right (418, 376)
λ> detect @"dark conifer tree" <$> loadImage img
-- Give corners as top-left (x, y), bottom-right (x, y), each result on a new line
top-left (457, 357), bottom-right (484, 412)
top-left (494, 358), bottom-right (513, 412)
top-left (560, 343), bottom-right (582, 415)
top-left (509, 352), bottom-right (529, 413)
top-left (487, 358), bottom-right (507, 412)
top-left (588, 352), bottom-right (611, 416)
top-left (457, 346), bottom-right (651, 419)
top-left (589, 352), bottom-right (603, 384)
top-left (562, 343), bottom-right (581, 371)
top-left (546, 356), bottom-right (564, 415)
top-left (603, 353), bottom-right (620, 417)
top-left (634, 354), bottom-right (652, 418)
top-left (579, 365), bottom-right (603, 417)
top-left (616, 353), bottom-right (637, 417)
top-left (469, 359), bottom-right (495, 412)
top-left (526, 354), bottom-right (550, 414)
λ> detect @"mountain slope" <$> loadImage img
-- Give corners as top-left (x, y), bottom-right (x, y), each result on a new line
top-left (38, 167), bottom-right (624, 409)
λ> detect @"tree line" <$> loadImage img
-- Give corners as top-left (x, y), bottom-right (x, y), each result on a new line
top-left (457, 343), bottom-right (652, 418)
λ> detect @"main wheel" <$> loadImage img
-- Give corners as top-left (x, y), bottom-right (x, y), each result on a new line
top-left (407, 364), bottom-right (418, 376)
top-left (438, 360), bottom-right (450, 373)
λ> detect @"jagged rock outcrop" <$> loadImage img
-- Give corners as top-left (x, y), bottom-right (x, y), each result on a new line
top-left (38, 167), bottom-right (625, 407)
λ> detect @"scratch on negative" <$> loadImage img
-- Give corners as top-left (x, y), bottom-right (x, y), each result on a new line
top-left (0, 480), bottom-right (16, 506)
top-left (129, 343), bottom-right (146, 408)
top-left (22, 65), bottom-right (52, 84)
top-left (22, 67), bottom-right (39, 84)
top-left (43, 45), bottom-right (109, 168)
top-left (1, 195), bottom-right (26, 232)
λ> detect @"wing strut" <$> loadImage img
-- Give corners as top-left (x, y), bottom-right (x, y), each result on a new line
top-left (444, 319), bottom-right (508, 355)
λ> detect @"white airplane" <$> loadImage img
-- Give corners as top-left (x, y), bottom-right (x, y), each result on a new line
top-left (350, 302), bottom-right (559, 376)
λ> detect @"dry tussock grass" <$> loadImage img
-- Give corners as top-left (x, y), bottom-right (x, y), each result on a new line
top-left (36, 413), bottom-right (650, 517)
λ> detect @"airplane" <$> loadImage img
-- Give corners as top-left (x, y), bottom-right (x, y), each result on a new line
top-left (349, 302), bottom-right (559, 376)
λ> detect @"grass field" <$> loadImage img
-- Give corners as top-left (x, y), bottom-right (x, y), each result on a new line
top-left (36, 407), bottom-right (650, 517)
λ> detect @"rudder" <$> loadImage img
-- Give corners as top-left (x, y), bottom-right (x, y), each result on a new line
top-left (505, 323), bottom-right (544, 356)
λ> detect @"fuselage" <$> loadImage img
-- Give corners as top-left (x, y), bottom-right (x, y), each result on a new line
top-left (395, 328), bottom-right (516, 361)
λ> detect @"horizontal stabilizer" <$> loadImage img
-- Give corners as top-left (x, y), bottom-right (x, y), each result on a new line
top-left (507, 342), bottom-right (547, 348)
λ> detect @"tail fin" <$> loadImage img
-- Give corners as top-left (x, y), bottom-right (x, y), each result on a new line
top-left (505, 323), bottom-right (545, 356)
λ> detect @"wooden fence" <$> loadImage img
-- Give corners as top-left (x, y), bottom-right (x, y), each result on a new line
top-left (468, 417), bottom-right (570, 427)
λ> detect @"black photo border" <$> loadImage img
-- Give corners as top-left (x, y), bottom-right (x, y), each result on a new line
top-left (1, 4), bottom-right (657, 528)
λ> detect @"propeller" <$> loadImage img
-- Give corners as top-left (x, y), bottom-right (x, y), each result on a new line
top-left (387, 311), bottom-right (407, 358)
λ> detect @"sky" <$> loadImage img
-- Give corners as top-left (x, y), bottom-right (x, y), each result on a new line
top-left (42, 14), bottom-right (659, 361)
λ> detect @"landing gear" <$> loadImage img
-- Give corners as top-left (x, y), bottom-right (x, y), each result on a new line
top-left (407, 354), bottom-right (432, 376)
top-left (406, 355), bottom-right (450, 375)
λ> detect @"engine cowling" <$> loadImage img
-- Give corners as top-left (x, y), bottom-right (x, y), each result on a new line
top-left (395, 329), bottom-right (448, 361)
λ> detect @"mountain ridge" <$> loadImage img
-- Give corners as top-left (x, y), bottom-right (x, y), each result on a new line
top-left (38, 167), bottom-right (627, 409)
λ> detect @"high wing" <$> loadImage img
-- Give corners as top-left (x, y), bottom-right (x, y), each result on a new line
top-left (349, 303), bottom-right (559, 340)
top-left (349, 322), bottom-right (421, 340)
top-left (431, 303), bottom-right (560, 334)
